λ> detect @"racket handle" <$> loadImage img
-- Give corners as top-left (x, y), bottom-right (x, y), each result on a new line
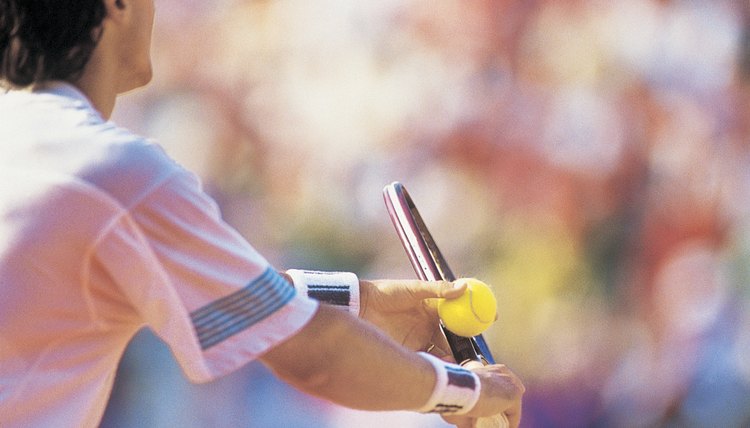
top-left (462, 361), bottom-right (511, 428)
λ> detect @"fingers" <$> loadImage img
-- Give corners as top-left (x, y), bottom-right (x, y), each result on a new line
top-left (464, 362), bottom-right (525, 422)
top-left (423, 327), bottom-right (453, 360)
top-left (506, 408), bottom-right (521, 428)
top-left (484, 364), bottom-right (526, 398)
top-left (423, 298), bottom-right (440, 310)
top-left (444, 415), bottom-right (515, 428)
top-left (441, 414), bottom-right (475, 428)
top-left (462, 360), bottom-right (484, 370)
top-left (464, 361), bottom-right (526, 428)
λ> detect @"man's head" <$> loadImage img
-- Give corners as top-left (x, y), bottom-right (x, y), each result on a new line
top-left (0, 0), bottom-right (107, 88)
top-left (0, 0), bottom-right (154, 94)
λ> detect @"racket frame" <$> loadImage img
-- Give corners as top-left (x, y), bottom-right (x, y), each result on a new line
top-left (383, 181), bottom-right (495, 366)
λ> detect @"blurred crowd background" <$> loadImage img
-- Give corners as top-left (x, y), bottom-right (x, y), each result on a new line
top-left (100, 0), bottom-right (750, 427)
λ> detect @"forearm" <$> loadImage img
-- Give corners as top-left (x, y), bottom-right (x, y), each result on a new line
top-left (259, 304), bottom-right (433, 411)
top-left (263, 280), bottom-right (524, 420)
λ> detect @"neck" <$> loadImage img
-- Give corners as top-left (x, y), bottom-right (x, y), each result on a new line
top-left (72, 74), bottom-right (117, 120)
top-left (70, 23), bottom-right (120, 120)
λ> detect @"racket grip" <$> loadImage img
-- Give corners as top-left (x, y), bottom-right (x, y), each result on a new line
top-left (462, 361), bottom-right (511, 428)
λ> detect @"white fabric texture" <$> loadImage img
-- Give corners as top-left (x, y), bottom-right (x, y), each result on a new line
top-left (0, 82), bottom-right (318, 427)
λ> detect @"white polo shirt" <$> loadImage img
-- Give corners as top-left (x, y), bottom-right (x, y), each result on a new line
top-left (0, 82), bottom-right (319, 427)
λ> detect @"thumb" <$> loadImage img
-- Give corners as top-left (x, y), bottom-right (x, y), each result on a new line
top-left (411, 281), bottom-right (467, 300)
top-left (401, 280), bottom-right (463, 301)
top-left (440, 280), bottom-right (467, 299)
top-left (422, 280), bottom-right (465, 310)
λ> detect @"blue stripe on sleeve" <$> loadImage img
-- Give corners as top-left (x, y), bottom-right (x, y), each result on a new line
top-left (190, 267), bottom-right (296, 350)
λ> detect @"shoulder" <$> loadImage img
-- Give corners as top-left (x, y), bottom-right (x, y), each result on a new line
top-left (81, 124), bottom-right (197, 210)
top-left (0, 85), bottom-right (202, 211)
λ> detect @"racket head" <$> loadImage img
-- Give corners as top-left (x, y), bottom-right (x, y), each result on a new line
top-left (383, 182), bottom-right (454, 282)
top-left (383, 181), bottom-right (495, 366)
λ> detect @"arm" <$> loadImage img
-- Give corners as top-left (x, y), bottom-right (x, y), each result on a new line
top-left (259, 304), bottom-right (433, 410)
top-left (259, 304), bottom-right (524, 419)
top-left (283, 269), bottom-right (464, 354)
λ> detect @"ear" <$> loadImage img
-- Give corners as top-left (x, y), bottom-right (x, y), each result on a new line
top-left (102, 0), bottom-right (130, 24)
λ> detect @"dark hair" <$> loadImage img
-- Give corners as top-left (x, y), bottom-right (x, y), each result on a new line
top-left (0, 0), bottom-right (106, 88)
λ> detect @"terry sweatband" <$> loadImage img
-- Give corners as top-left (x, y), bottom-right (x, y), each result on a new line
top-left (286, 269), bottom-right (360, 316)
top-left (416, 352), bottom-right (481, 415)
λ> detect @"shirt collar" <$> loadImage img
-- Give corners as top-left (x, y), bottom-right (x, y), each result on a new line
top-left (34, 81), bottom-right (93, 105)
top-left (33, 81), bottom-right (104, 122)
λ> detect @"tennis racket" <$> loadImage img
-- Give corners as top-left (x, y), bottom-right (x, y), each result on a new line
top-left (383, 181), bottom-right (509, 428)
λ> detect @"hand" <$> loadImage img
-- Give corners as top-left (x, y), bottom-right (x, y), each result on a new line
top-left (359, 279), bottom-right (465, 356)
top-left (443, 363), bottom-right (525, 428)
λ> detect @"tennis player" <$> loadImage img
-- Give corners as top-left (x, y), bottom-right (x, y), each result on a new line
top-left (0, 1), bottom-right (524, 427)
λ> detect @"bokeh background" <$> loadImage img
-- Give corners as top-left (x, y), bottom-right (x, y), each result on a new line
top-left (101, 0), bottom-right (750, 427)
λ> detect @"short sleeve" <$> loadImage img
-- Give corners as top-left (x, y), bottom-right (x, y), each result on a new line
top-left (92, 169), bottom-right (318, 383)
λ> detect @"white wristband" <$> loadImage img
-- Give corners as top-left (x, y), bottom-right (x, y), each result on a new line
top-left (417, 352), bottom-right (481, 415)
top-left (286, 269), bottom-right (360, 316)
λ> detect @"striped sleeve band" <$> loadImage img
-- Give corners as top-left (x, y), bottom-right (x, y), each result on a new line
top-left (286, 269), bottom-right (360, 316)
top-left (190, 267), bottom-right (296, 350)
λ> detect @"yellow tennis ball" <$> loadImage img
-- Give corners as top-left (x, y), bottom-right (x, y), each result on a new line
top-left (438, 278), bottom-right (497, 337)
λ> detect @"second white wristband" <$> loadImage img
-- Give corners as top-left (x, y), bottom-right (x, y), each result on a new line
top-left (417, 352), bottom-right (481, 415)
